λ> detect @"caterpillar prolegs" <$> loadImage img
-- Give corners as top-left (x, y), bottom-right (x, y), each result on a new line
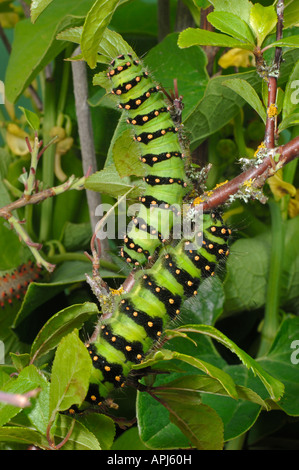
top-left (107, 53), bottom-right (188, 266)
top-left (85, 211), bottom-right (231, 402)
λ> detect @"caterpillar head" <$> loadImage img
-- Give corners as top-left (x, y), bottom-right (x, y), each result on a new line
top-left (85, 274), bottom-right (124, 320)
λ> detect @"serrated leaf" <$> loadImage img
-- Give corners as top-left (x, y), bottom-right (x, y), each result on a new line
top-left (80, 0), bottom-right (121, 69)
top-left (51, 414), bottom-right (101, 450)
top-left (0, 426), bottom-right (49, 448)
top-left (269, 35), bottom-right (299, 50)
top-left (209, 0), bottom-right (252, 24)
top-left (0, 365), bottom-right (42, 426)
top-left (18, 106), bottom-right (40, 130)
top-left (49, 330), bottom-right (92, 419)
top-left (223, 78), bottom-right (266, 123)
top-left (30, 302), bottom-right (99, 363)
top-left (207, 11), bottom-right (255, 44)
top-left (85, 163), bottom-right (144, 198)
top-left (133, 348), bottom-right (238, 399)
top-left (30, 0), bottom-right (53, 23)
top-left (174, 324), bottom-right (284, 401)
top-left (178, 28), bottom-right (254, 50)
top-left (249, 4), bottom-right (277, 47)
top-left (5, 0), bottom-right (95, 102)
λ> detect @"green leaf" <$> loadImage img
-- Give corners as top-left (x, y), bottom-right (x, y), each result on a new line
top-left (85, 163), bottom-right (144, 198)
top-left (0, 426), bottom-right (49, 449)
top-left (144, 33), bottom-right (209, 119)
top-left (258, 316), bottom-right (299, 417)
top-left (30, 0), bottom-right (53, 23)
top-left (278, 113), bottom-right (299, 132)
top-left (51, 414), bottom-right (101, 450)
top-left (0, 365), bottom-right (42, 426)
top-left (49, 330), bottom-right (92, 419)
top-left (30, 302), bottom-right (99, 363)
top-left (209, 0), bottom-right (252, 24)
top-left (76, 413), bottom-right (116, 450)
top-left (174, 324), bottom-right (284, 401)
top-left (178, 28), bottom-right (254, 50)
top-left (167, 399), bottom-right (224, 450)
top-left (284, 0), bottom-right (299, 29)
top-left (5, 0), bottom-right (95, 102)
top-left (18, 106), bottom-right (40, 131)
top-left (249, 4), bottom-right (277, 47)
top-left (223, 78), bottom-right (267, 123)
top-left (207, 11), bottom-right (255, 44)
top-left (80, 0), bottom-right (122, 69)
top-left (269, 35), bottom-right (299, 50)
top-left (134, 348), bottom-right (238, 399)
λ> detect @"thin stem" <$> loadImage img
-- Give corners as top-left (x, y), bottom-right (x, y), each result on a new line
top-left (157, 0), bottom-right (170, 42)
top-left (39, 76), bottom-right (57, 241)
top-left (257, 200), bottom-right (284, 357)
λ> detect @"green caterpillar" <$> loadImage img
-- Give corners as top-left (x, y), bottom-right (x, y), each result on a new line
top-left (107, 53), bottom-right (187, 266)
top-left (85, 210), bottom-right (231, 404)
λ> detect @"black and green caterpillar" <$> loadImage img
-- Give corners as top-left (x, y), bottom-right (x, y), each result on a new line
top-left (85, 211), bottom-right (230, 402)
top-left (80, 54), bottom-right (231, 407)
top-left (106, 53), bottom-right (188, 266)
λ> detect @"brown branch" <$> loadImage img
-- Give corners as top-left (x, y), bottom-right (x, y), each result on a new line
top-left (201, 136), bottom-right (299, 210)
top-left (0, 176), bottom-right (85, 220)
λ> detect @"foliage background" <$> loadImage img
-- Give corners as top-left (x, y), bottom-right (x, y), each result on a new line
top-left (0, 0), bottom-right (298, 451)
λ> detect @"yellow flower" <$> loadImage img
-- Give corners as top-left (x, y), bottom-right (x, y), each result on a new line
top-left (268, 170), bottom-right (296, 200)
top-left (6, 123), bottom-right (33, 156)
top-left (218, 48), bottom-right (254, 69)
top-left (288, 189), bottom-right (299, 219)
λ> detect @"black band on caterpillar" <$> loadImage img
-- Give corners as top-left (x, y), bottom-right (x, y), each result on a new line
top-left (86, 212), bottom-right (231, 401)
top-left (143, 175), bottom-right (187, 187)
top-left (134, 126), bottom-right (178, 145)
top-left (127, 107), bottom-right (168, 126)
top-left (140, 151), bottom-right (183, 167)
top-left (106, 54), bottom-right (187, 266)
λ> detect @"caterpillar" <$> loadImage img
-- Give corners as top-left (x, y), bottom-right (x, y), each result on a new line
top-left (0, 260), bottom-right (43, 308)
top-left (106, 53), bottom-right (188, 267)
top-left (84, 210), bottom-right (231, 404)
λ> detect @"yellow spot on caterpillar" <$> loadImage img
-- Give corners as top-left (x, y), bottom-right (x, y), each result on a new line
top-left (93, 355), bottom-right (98, 361)
top-left (148, 321), bottom-right (153, 327)
top-left (104, 366), bottom-right (111, 371)
top-left (137, 354), bottom-right (142, 360)
top-left (111, 336), bottom-right (117, 342)
top-left (115, 376), bottom-right (121, 382)
top-left (90, 395), bottom-right (97, 401)
top-left (169, 298), bottom-right (174, 304)
top-left (125, 345), bottom-right (132, 351)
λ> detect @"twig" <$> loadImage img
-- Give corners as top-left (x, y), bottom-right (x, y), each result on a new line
top-left (201, 136), bottom-right (299, 210)
top-left (71, 47), bottom-right (109, 258)
top-left (157, 0), bottom-right (170, 42)
top-left (0, 389), bottom-right (40, 408)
